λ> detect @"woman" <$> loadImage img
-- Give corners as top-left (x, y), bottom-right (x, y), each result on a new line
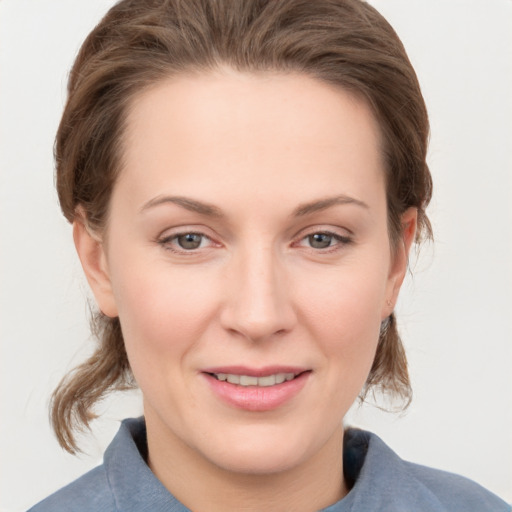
top-left (27, 0), bottom-right (509, 510)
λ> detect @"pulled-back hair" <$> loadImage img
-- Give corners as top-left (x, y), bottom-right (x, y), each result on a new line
top-left (52, 0), bottom-right (432, 453)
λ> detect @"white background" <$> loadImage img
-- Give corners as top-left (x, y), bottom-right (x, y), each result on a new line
top-left (1, 1), bottom-right (511, 510)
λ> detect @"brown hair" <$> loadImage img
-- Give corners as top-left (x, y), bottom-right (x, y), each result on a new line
top-left (52, 0), bottom-right (432, 453)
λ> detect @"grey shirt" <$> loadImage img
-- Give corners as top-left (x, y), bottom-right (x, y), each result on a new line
top-left (28, 417), bottom-right (509, 511)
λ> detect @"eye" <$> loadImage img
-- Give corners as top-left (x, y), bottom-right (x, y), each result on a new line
top-left (176, 233), bottom-right (205, 250)
top-left (296, 231), bottom-right (352, 251)
top-left (307, 233), bottom-right (336, 249)
top-left (158, 231), bottom-right (213, 252)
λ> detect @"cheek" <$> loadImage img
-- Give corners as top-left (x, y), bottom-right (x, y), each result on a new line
top-left (301, 260), bottom-right (386, 329)
top-left (109, 259), bottom-right (220, 365)
top-left (297, 259), bottom-right (387, 372)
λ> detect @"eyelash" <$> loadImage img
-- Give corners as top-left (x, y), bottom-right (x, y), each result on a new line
top-left (157, 231), bottom-right (215, 254)
top-left (156, 229), bottom-right (352, 254)
top-left (295, 231), bottom-right (353, 252)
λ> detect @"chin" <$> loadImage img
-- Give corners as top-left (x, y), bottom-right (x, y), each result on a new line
top-left (199, 423), bottom-right (331, 476)
top-left (210, 444), bottom-right (306, 476)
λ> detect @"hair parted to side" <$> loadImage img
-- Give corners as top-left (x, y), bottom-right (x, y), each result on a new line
top-left (52, 0), bottom-right (432, 453)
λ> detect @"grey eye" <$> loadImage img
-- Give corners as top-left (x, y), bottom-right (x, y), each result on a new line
top-left (308, 233), bottom-right (333, 249)
top-left (177, 233), bottom-right (203, 250)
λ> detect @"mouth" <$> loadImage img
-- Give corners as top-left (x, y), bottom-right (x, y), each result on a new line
top-left (202, 366), bottom-right (311, 410)
top-left (201, 365), bottom-right (313, 412)
top-left (207, 371), bottom-right (304, 387)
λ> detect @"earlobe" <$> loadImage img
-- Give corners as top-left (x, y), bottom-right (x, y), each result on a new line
top-left (73, 218), bottom-right (118, 318)
top-left (384, 207), bottom-right (418, 316)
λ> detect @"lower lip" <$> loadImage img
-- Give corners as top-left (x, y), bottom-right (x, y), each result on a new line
top-left (203, 372), bottom-right (311, 412)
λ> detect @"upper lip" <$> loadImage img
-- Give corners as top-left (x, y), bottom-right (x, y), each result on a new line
top-left (201, 366), bottom-right (310, 377)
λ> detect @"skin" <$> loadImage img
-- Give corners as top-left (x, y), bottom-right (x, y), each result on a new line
top-left (75, 69), bottom-right (416, 512)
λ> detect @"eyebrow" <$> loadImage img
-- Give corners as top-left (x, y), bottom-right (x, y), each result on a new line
top-left (140, 193), bottom-right (368, 218)
top-left (140, 195), bottom-right (224, 217)
top-left (292, 195), bottom-right (369, 217)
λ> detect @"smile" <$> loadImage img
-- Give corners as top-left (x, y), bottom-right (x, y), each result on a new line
top-left (211, 372), bottom-right (298, 387)
top-left (202, 368), bottom-right (311, 411)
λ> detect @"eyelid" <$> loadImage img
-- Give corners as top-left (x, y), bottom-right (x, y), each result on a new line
top-left (293, 224), bottom-right (353, 241)
top-left (154, 224), bottom-right (353, 254)
top-left (155, 226), bottom-right (221, 253)
top-left (292, 226), bottom-right (354, 251)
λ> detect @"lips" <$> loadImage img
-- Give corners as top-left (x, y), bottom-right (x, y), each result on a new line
top-left (211, 372), bottom-right (298, 387)
top-left (202, 366), bottom-right (311, 411)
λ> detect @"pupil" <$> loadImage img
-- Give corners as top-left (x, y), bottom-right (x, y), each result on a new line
top-left (308, 233), bottom-right (332, 249)
top-left (178, 233), bottom-right (202, 249)
top-left (309, 233), bottom-right (331, 249)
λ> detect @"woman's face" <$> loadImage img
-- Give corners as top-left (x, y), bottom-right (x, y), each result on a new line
top-left (80, 70), bottom-right (414, 477)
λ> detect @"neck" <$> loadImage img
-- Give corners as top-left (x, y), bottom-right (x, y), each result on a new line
top-left (146, 418), bottom-right (347, 512)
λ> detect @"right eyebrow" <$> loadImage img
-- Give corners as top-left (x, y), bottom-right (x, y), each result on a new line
top-left (139, 195), bottom-right (224, 218)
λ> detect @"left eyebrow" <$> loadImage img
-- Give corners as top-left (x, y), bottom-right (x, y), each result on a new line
top-left (292, 195), bottom-right (369, 217)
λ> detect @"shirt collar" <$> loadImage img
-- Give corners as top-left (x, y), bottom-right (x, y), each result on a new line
top-left (105, 418), bottom-right (447, 512)
top-left (104, 417), bottom-right (190, 512)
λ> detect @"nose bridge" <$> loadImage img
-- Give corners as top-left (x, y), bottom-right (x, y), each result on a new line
top-left (221, 240), bottom-right (295, 341)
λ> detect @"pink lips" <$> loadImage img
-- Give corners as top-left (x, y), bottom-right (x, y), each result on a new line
top-left (201, 366), bottom-right (311, 412)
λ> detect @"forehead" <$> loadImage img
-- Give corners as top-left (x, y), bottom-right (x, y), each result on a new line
top-left (118, 69), bottom-right (385, 212)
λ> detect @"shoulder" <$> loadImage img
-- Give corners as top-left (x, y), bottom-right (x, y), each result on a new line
top-left (340, 428), bottom-right (510, 512)
top-left (27, 418), bottom-right (186, 512)
top-left (403, 460), bottom-right (510, 512)
top-left (27, 464), bottom-right (116, 512)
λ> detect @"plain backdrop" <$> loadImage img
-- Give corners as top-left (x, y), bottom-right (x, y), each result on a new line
top-left (1, 1), bottom-right (511, 511)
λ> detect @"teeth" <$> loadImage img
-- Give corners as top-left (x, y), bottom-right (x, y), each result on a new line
top-left (239, 375), bottom-right (258, 386)
top-left (214, 372), bottom-right (297, 387)
top-left (257, 375), bottom-right (276, 387)
top-left (226, 374), bottom-right (240, 384)
top-left (275, 373), bottom-right (286, 384)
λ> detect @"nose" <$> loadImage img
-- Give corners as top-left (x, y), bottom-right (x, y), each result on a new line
top-left (220, 244), bottom-right (297, 342)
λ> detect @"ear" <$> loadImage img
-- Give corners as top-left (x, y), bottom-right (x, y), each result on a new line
top-left (73, 217), bottom-right (118, 318)
top-left (383, 207), bottom-right (417, 318)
